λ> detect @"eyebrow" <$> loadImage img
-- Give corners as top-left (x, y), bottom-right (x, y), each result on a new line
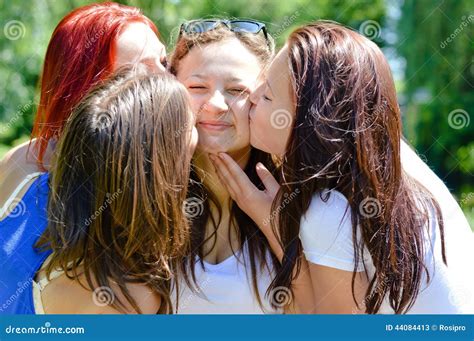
top-left (187, 74), bottom-right (247, 83)
top-left (266, 80), bottom-right (274, 95)
top-left (188, 74), bottom-right (208, 80)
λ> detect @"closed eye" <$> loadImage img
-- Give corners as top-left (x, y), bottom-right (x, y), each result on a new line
top-left (228, 88), bottom-right (249, 96)
top-left (188, 85), bottom-right (208, 94)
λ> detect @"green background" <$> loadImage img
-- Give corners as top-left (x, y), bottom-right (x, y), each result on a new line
top-left (0, 0), bottom-right (472, 228)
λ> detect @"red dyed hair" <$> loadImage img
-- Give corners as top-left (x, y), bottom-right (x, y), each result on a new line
top-left (31, 2), bottom-right (159, 166)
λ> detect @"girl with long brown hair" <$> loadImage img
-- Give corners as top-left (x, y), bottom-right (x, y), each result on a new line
top-left (0, 68), bottom-right (197, 314)
top-left (212, 21), bottom-right (474, 314)
top-left (1, 2), bottom-right (166, 193)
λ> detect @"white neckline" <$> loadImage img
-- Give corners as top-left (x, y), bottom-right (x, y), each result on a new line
top-left (201, 241), bottom-right (247, 270)
top-left (0, 172), bottom-right (44, 219)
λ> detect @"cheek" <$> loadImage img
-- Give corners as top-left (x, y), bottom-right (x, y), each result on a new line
top-left (229, 98), bottom-right (251, 131)
top-left (252, 100), bottom-right (273, 132)
top-left (252, 101), bottom-right (293, 156)
top-left (188, 94), bottom-right (206, 116)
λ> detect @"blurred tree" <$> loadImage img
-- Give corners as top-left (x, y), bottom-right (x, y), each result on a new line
top-left (1, 0), bottom-right (471, 224)
top-left (0, 0), bottom-right (385, 149)
top-left (397, 0), bottom-right (473, 219)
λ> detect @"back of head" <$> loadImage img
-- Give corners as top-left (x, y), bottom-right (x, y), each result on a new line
top-left (38, 68), bottom-right (193, 314)
top-left (32, 2), bottom-right (159, 167)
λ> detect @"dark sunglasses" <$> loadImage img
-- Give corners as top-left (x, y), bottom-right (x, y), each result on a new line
top-left (179, 19), bottom-right (269, 42)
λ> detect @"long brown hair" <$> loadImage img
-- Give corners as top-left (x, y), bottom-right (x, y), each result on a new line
top-left (170, 23), bottom-right (279, 309)
top-left (36, 68), bottom-right (194, 314)
top-left (270, 21), bottom-right (446, 314)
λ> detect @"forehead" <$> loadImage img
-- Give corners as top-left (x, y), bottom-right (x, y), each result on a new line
top-left (267, 46), bottom-right (289, 82)
top-left (177, 38), bottom-right (262, 81)
top-left (116, 22), bottom-right (163, 55)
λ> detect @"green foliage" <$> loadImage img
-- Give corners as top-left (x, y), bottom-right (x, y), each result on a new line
top-left (0, 0), bottom-right (386, 151)
top-left (0, 0), bottom-right (472, 228)
top-left (397, 0), bottom-right (473, 228)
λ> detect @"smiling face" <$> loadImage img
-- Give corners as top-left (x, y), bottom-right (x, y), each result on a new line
top-left (249, 45), bottom-right (295, 157)
top-left (176, 38), bottom-right (263, 157)
top-left (115, 22), bottom-right (167, 72)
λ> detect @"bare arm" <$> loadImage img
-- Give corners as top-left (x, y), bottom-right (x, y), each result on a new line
top-left (306, 263), bottom-right (368, 313)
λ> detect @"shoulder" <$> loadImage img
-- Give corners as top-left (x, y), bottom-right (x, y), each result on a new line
top-left (299, 190), bottom-right (367, 271)
top-left (301, 190), bottom-right (352, 229)
top-left (400, 140), bottom-right (472, 232)
top-left (41, 271), bottom-right (162, 314)
top-left (0, 140), bottom-right (39, 181)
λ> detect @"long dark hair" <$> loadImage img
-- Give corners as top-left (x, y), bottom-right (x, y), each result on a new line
top-left (170, 24), bottom-right (280, 309)
top-left (270, 21), bottom-right (446, 314)
top-left (36, 69), bottom-right (194, 314)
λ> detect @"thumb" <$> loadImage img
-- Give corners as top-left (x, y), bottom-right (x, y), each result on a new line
top-left (256, 162), bottom-right (280, 196)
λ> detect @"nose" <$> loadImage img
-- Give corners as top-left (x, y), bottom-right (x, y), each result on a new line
top-left (206, 90), bottom-right (229, 114)
top-left (153, 56), bottom-right (167, 73)
top-left (249, 84), bottom-right (261, 105)
top-left (139, 57), bottom-right (166, 74)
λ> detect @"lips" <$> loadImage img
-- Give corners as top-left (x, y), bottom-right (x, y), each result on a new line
top-left (198, 121), bottom-right (232, 131)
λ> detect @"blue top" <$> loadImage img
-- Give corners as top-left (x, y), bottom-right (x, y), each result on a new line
top-left (0, 173), bottom-right (52, 314)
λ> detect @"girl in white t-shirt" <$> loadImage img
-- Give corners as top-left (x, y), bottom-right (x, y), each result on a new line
top-left (210, 21), bottom-right (474, 314)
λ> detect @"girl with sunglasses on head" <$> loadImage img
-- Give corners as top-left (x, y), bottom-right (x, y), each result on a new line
top-left (169, 19), bottom-right (311, 314)
top-left (212, 21), bottom-right (474, 314)
top-left (0, 68), bottom-right (198, 314)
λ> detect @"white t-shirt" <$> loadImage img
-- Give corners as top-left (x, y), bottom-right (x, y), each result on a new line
top-left (171, 241), bottom-right (280, 314)
top-left (299, 140), bottom-right (474, 314)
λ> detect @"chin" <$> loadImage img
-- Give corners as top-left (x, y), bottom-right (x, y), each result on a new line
top-left (250, 135), bottom-right (270, 154)
top-left (196, 141), bottom-right (228, 155)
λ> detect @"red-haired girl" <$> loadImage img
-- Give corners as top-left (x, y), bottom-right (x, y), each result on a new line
top-left (0, 2), bottom-right (166, 182)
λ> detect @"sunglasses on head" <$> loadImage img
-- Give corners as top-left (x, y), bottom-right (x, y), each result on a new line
top-left (179, 19), bottom-right (269, 42)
